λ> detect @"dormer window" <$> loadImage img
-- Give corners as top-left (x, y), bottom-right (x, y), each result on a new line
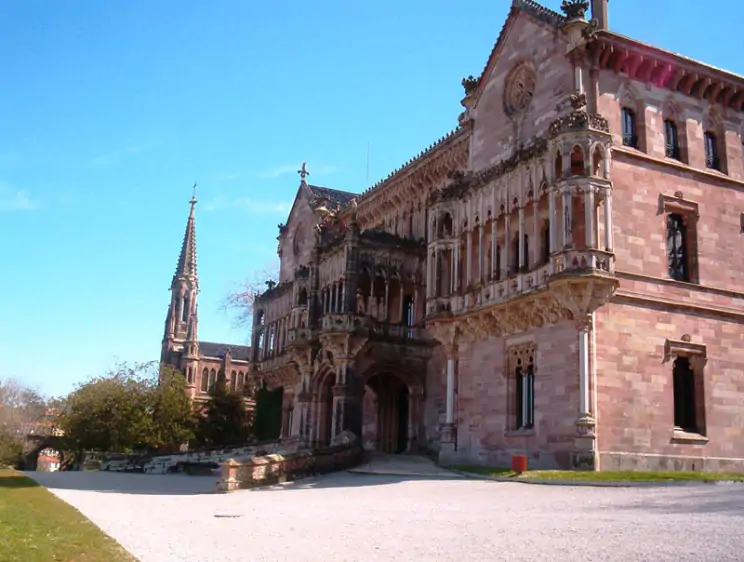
top-left (704, 132), bottom-right (719, 170)
top-left (621, 108), bottom-right (637, 148)
top-left (664, 120), bottom-right (680, 160)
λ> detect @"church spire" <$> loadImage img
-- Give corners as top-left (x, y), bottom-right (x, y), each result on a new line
top-left (162, 184), bottom-right (201, 360)
top-left (173, 183), bottom-right (199, 287)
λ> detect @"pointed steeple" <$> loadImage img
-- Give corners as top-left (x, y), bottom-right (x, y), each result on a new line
top-left (162, 184), bottom-right (201, 362)
top-left (173, 183), bottom-right (199, 287)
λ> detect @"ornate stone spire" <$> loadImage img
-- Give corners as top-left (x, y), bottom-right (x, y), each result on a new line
top-left (173, 183), bottom-right (199, 287)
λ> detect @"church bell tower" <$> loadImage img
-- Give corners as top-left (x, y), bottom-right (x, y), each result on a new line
top-left (161, 185), bottom-right (200, 370)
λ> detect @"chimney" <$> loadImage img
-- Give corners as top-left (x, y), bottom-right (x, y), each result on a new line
top-left (591, 0), bottom-right (609, 30)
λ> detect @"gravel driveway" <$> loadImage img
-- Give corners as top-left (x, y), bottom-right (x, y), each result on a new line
top-left (28, 469), bottom-right (744, 562)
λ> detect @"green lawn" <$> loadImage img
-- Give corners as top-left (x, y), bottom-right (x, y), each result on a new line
top-left (451, 465), bottom-right (744, 483)
top-left (0, 469), bottom-right (136, 562)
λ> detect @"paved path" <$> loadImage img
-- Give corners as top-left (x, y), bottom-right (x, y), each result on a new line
top-left (28, 469), bottom-right (744, 562)
top-left (348, 453), bottom-right (463, 478)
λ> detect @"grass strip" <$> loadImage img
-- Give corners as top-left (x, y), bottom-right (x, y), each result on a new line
top-left (0, 469), bottom-right (136, 562)
top-left (450, 465), bottom-right (744, 482)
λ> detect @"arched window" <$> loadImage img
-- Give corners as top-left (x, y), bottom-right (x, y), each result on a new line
top-left (230, 371), bottom-right (237, 392)
top-left (570, 145), bottom-right (585, 175)
top-left (238, 372), bottom-right (244, 389)
top-left (181, 295), bottom-right (189, 322)
top-left (201, 368), bottom-right (209, 392)
top-left (209, 369), bottom-right (216, 392)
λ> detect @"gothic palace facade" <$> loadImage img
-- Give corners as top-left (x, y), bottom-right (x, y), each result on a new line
top-left (171, 0), bottom-right (744, 471)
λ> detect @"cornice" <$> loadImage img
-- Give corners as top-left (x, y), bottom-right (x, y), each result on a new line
top-left (615, 270), bottom-right (744, 302)
top-left (612, 289), bottom-right (744, 323)
top-left (589, 32), bottom-right (744, 113)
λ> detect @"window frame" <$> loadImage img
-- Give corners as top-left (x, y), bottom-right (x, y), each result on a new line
top-left (621, 107), bottom-right (638, 148)
top-left (658, 194), bottom-right (699, 285)
top-left (663, 119), bottom-right (681, 160)
top-left (703, 131), bottom-right (721, 171)
top-left (664, 337), bottom-right (708, 442)
top-left (506, 342), bottom-right (537, 434)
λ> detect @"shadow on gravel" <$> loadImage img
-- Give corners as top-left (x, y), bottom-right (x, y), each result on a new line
top-left (251, 471), bottom-right (464, 492)
top-left (24, 471), bottom-right (217, 496)
top-left (607, 485), bottom-right (744, 516)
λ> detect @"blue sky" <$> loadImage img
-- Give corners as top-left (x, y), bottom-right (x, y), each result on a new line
top-left (1, 0), bottom-right (741, 398)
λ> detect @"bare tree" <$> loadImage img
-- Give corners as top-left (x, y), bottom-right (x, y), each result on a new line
top-left (0, 378), bottom-right (49, 465)
top-left (221, 262), bottom-right (280, 328)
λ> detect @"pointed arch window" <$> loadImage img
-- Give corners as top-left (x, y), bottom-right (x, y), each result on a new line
top-left (201, 368), bottom-right (209, 392)
top-left (208, 369), bottom-right (216, 393)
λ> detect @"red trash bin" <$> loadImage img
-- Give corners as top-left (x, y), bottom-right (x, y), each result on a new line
top-left (511, 454), bottom-right (528, 474)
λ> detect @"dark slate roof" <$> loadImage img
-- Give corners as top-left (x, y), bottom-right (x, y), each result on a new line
top-left (198, 341), bottom-right (251, 361)
top-left (308, 185), bottom-right (357, 208)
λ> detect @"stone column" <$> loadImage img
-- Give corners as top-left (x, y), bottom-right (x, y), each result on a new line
top-left (441, 348), bottom-right (457, 452)
top-left (426, 250), bottom-right (433, 298)
top-left (340, 279), bottom-right (346, 313)
top-left (490, 220), bottom-right (497, 279)
top-left (573, 316), bottom-right (597, 470)
top-left (584, 186), bottom-right (596, 249)
top-left (562, 187), bottom-right (573, 248)
top-left (502, 215), bottom-right (510, 278)
top-left (453, 244), bottom-right (460, 292)
top-left (384, 279), bottom-right (390, 321)
top-left (518, 205), bottom-right (525, 270)
top-left (532, 200), bottom-right (539, 267)
top-left (548, 190), bottom-right (557, 253)
top-left (603, 189), bottom-right (613, 252)
top-left (478, 224), bottom-right (484, 283)
top-left (330, 357), bottom-right (362, 442)
top-left (465, 230), bottom-right (472, 286)
top-left (399, 284), bottom-right (405, 324)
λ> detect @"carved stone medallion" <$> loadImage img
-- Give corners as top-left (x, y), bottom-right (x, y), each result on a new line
top-left (504, 62), bottom-right (536, 118)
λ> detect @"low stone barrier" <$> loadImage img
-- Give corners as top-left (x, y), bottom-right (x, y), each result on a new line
top-left (216, 434), bottom-right (362, 492)
top-left (98, 439), bottom-right (299, 475)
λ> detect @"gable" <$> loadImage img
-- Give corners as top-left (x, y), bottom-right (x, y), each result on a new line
top-left (470, 6), bottom-right (572, 170)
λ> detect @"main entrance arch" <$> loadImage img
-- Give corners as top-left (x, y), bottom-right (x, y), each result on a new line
top-left (361, 366), bottom-right (423, 454)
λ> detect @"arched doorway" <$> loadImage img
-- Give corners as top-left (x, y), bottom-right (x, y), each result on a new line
top-left (311, 369), bottom-right (335, 447)
top-left (365, 372), bottom-right (413, 454)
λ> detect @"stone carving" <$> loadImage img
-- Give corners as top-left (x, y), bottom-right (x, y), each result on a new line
top-left (504, 63), bottom-right (537, 117)
top-left (461, 75), bottom-right (479, 95)
top-left (560, 0), bottom-right (589, 20)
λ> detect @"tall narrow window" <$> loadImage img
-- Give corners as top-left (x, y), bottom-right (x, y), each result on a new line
top-left (673, 357), bottom-right (697, 432)
top-left (666, 213), bottom-right (689, 282)
top-left (201, 368), bottom-right (209, 392)
top-left (515, 360), bottom-right (535, 430)
top-left (541, 223), bottom-right (550, 264)
top-left (208, 369), bottom-right (216, 393)
top-left (621, 108), bottom-right (637, 148)
top-left (522, 234), bottom-right (530, 272)
top-left (704, 132), bottom-right (719, 170)
top-left (664, 120), bottom-right (680, 160)
top-left (495, 244), bottom-right (501, 280)
top-left (181, 295), bottom-right (189, 322)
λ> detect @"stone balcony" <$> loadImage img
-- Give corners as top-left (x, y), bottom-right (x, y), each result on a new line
top-left (286, 326), bottom-right (314, 348)
top-left (426, 248), bottom-right (615, 317)
top-left (253, 350), bottom-right (293, 373)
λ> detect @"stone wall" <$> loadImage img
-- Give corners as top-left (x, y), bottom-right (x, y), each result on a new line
top-left (216, 432), bottom-right (362, 492)
top-left (98, 439), bottom-right (298, 475)
top-left (441, 320), bottom-right (580, 470)
top-left (595, 301), bottom-right (744, 472)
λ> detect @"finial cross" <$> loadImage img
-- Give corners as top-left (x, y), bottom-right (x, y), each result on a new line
top-left (189, 182), bottom-right (198, 211)
top-left (298, 162), bottom-right (309, 181)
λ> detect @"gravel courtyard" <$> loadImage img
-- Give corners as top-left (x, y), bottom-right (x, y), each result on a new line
top-left (28, 468), bottom-right (744, 562)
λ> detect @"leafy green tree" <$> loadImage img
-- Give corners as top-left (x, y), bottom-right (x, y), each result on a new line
top-left (194, 378), bottom-right (250, 446)
top-left (55, 361), bottom-right (194, 455)
top-left (151, 364), bottom-right (194, 449)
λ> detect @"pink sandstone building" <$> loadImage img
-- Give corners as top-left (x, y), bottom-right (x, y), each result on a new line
top-left (168, 0), bottom-right (744, 471)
